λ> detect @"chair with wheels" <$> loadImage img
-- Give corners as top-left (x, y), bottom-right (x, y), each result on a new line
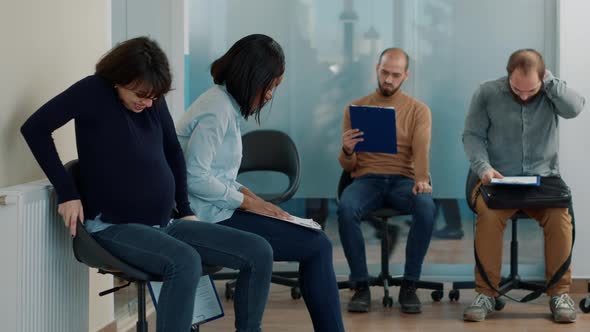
top-left (449, 169), bottom-right (545, 309)
top-left (211, 129), bottom-right (303, 300)
top-left (336, 170), bottom-right (444, 307)
top-left (65, 159), bottom-right (221, 332)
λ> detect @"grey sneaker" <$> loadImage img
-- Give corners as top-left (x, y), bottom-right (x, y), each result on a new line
top-left (550, 293), bottom-right (577, 323)
top-left (463, 293), bottom-right (495, 322)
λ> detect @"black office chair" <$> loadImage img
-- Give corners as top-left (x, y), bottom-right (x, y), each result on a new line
top-left (449, 169), bottom-right (545, 308)
top-left (212, 130), bottom-right (303, 300)
top-left (336, 171), bottom-right (444, 307)
top-left (65, 160), bottom-right (221, 332)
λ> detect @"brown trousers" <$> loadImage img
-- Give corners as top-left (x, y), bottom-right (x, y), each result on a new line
top-left (472, 184), bottom-right (573, 297)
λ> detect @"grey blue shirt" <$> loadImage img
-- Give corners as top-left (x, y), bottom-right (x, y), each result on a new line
top-left (463, 72), bottom-right (585, 177)
top-left (176, 85), bottom-right (245, 223)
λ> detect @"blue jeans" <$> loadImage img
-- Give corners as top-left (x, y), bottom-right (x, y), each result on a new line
top-left (90, 219), bottom-right (273, 332)
top-left (219, 210), bottom-right (345, 332)
top-left (337, 174), bottom-right (436, 282)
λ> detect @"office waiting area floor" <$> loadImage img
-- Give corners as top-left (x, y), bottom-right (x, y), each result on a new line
top-left (113, 203), bottom-right (590, 331)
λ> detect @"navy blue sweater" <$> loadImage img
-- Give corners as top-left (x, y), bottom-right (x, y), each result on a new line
top-left (21, 75), bottom-right (192, 227)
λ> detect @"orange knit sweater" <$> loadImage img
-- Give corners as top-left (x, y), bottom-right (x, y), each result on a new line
top-left (338, 88), bottom-right (432, 183)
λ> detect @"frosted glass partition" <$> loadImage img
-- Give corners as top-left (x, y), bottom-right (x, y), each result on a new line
top-left (187, 0), bottom-right (556, 199)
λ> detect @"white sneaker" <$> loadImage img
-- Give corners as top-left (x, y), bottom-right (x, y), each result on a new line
top-left (550, 293), bottom-right (576, 323)
top-left (463, 293), bottom-right (495, 322)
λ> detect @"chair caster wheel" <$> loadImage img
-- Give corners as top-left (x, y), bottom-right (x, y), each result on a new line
top-left (291, 287), bottom-right (302, 300)
top-left (495, 297), bottom-right (506, 311)
top-left (580, 297), bottom-right (590, 313)
top-left (449, 289), bottom-right (460, 302)
top-left (225, 283), bottom-right (234, 300)
top-left (431, 290), bottom-right (443, 302)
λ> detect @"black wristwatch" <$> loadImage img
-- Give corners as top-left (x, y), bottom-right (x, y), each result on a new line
top-left (342, 146), bottom-right (353, 157)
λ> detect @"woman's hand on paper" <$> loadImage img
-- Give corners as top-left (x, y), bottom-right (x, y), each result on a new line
top-left (241, 196), bottom-right (292, 220)
top-left (261, 201), bottom-right (292, 220)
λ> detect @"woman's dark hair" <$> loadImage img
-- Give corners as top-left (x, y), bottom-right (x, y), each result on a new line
top-left (211, 34), bottom-right (285, 122)
top-left (95, 36), bottom-right (172, 99)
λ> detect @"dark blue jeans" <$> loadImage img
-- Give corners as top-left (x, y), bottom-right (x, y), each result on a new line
top-left (337, 174), bottom-right (436, 282)
top-left (91, 219), bottom-right (273, 332)
top-left (219, 210), bottom-right (345, 332)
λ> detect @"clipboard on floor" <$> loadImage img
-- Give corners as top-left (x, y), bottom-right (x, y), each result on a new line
top-left (148, 275), bottom-right (224, 328)
top-left (349, 105), bottom-right (397, 154)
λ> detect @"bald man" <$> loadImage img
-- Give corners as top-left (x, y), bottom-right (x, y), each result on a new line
top-left (462, 49), bottom-right (585, 323)
top-left (337, 48), bottom-right (435, 314)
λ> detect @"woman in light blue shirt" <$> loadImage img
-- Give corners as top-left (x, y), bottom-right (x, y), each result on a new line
top-left (177, 34), bottom-right (344, 332)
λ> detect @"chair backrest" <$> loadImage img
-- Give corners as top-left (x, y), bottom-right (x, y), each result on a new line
top-left (65, 159), bottom-right (154, 281)
top-left (465, 168), bottom-right (480, 214)
top-left (239, 130), bottom-right (300, 204)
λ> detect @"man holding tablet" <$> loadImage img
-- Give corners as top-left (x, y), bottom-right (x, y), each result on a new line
top-left (337, 48), bottom-right (435, 314)
top-left (462, 49), bottom-right (585, 323)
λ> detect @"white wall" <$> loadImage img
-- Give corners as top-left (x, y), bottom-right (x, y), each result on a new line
top-left (0, 1), bottom-right (115, 330)
top-left (559, 0), bottom-right (590, 277)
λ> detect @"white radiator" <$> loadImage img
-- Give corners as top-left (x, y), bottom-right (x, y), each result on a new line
top-left (0, 180), bottom-right (88, 332)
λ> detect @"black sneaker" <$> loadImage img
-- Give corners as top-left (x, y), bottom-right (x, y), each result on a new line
top-left (398, 279), bottom-right (422, 314)
top-left (347, 286), bottom-right (371, 313)
top-left (433, 227), bottom-right (464, 239)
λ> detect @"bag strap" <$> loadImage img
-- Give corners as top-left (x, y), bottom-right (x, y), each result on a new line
top-left (473, 197), bottom-right (575, 302)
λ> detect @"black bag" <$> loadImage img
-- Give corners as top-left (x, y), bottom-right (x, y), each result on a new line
top-left (479, 176), bottom-right (571, 209)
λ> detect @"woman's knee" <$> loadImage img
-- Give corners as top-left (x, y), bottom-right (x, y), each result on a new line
top-left (243, 234), bottom-right (274, 270)
top-left (248, 234), bottom-right (273, 265)
top-left (309, 231), bottom-right (333, 257)
top-left (170, 245), bottom-right (202, 280)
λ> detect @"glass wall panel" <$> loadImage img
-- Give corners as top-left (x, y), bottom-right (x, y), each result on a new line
top-left (188, 0), bottom-right (556, 200)
top-left (186, 0), bottom-right (556, 282)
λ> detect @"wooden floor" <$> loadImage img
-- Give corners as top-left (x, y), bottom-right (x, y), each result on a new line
top-left (200, 284), bottom-right (590, 332)
top-left (117, 212), bottom-right (588, 331)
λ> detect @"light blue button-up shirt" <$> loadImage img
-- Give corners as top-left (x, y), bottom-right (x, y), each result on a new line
top-left (176, 85), bottom-right (244, 223)
top-left (463, 73), bottom-right (585, 177)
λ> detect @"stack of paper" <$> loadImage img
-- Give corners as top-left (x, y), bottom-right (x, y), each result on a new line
top-left (490, 176), bottom-right (540, 186)
top-left (247, 211), bottom-right (322, 230)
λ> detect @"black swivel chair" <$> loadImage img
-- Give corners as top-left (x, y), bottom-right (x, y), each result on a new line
top-left (449, 169), bottom-right (545, 307)
top-left (336, 171), bottom-right (444, 307)
top-left (65, 160), bottom-right (221, 332)
top-left (212, 130), bottom-right (303, 300)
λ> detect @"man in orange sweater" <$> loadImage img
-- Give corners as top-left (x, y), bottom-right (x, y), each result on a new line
top-left (338, 48), bottom-right (435, 314)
